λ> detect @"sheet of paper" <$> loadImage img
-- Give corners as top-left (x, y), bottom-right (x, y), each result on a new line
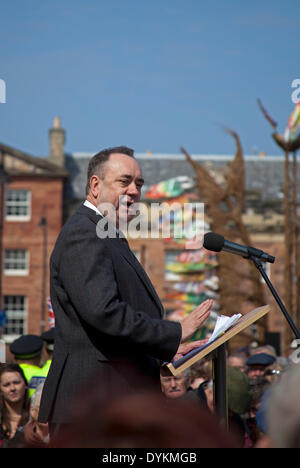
top-left (207, 313), bottom-right (242, 344)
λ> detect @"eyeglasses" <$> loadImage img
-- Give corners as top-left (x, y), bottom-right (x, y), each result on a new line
top-left (264, 369), bottom-right (282, 376)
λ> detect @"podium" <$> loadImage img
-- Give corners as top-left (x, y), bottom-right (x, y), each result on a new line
top-left (163, 305), bottom-right (271, 425)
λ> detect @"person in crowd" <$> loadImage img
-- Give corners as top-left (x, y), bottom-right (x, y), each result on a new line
top-left (263, 362), bottom-right (285, 385)
top-left (253, 356), bottom-right (289, 447)
top-left (10, 335), bottom-right (48, 397)
top-left (246, 353), bottom-right (276, 380)
top-left (160, 370), bottom-right (191, 400)
top-left (0, 363), bottom-right (30, 448)
top-left (49, 373), bottom-right (238, 448)
top-left (251, 344), bottom-right (277, 358)
top-left (160, 367), bottom-right (207, 407)
top-left (189, 358), bottom-right (212, 389)
top-left (40, 328), bottom-right (55, 373)
top-left (260, 362), bottom-right (300, 448)
top-left (203, 379), bottom-right (214, 413)
top-left (246, 375), bottom-right (271, 445)
top-left (24, 383), bottom-right (49, 447)
top-left (188, 359), bottom-right (211, 408)
top-left (235, 346), bottom-right (250, 360)
top-left (226, 367), bottom-right (252, 448)
top-left (38, 146), bottom-right (213, 435)
top-left (227, 353), bottom-right (247, 373)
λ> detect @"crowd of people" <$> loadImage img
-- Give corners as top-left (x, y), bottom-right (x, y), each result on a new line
top-left (0, 330), bottom-right (53, 447)
top-left (159, 342), bottom-right (300, 448)
top-left (1, 327), bottom-right (300, 448)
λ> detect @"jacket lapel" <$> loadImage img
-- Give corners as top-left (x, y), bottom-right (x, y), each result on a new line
top-left (113, 239), bottom-right (164, 318)
top-left (76, 204), bottom-right (164, 318)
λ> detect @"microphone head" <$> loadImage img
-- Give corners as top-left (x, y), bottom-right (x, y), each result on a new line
top-left (203, 232), bottom-right (225, 252)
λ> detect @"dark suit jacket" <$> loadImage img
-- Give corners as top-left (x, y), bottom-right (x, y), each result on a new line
top-left (38, 204), bottom-right (181, 424)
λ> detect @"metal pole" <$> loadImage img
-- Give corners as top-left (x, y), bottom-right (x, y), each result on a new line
top-left (39, 212), bottom-right (48, 333)
top-left (213, 343), bottom-right (228, 429)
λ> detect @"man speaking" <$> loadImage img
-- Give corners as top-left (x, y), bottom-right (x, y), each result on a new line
top-left (38, 146), bottom-right (212, 432)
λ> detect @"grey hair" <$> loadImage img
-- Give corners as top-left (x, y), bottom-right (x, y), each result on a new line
top-left (265, 363), bottom-right (300, 447)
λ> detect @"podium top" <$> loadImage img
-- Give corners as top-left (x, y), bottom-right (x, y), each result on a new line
top-left (165, 304), bottom-right (271, 376)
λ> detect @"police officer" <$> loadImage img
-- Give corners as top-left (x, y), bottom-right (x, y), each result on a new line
top-left (10, 334), bottom-right (48, 397)
top-left (40, 328), bottom-right (55, 373)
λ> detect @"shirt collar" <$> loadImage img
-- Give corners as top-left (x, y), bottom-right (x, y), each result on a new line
top-left (83, 200), bottom-right (124, 237)
top-left (83, 200), bottom-right (103, 216)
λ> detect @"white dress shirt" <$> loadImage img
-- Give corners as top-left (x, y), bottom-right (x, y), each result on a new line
top-left (83, 199), bottom-right (123, 237)
top-left (83, 199), bottom-right (103, 216)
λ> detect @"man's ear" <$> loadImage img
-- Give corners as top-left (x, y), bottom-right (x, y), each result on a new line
top-left (90, 174), bottom-right (103, 198)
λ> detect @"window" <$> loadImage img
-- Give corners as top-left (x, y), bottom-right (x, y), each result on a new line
top-left (3, 296), bottom-right (27, 338)
top-left (5, 189), bottom-right (31, 220)
top-left (4, 249), bottom-right (29, 275)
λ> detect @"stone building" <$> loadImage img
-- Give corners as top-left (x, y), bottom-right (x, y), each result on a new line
top-left (0, 118), bottom-right (67, 353)
top-left (1, 119), bottom-right (298, 357)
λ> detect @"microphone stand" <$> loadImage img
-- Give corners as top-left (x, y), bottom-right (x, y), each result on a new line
top-left (247, 247), bottom-right (300, 340)
top-left (211, 246), bottom-right (300, 429)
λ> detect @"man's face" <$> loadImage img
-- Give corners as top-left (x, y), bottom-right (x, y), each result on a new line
top-left (247, 365), bottom-right (267, 379)
top-left (160, 373), bottom-right (189, 399)
top-left (96, 153), bottom-right (144, 227)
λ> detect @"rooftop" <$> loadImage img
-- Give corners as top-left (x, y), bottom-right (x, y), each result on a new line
top-left (65, 152), bottom-right (295, 207)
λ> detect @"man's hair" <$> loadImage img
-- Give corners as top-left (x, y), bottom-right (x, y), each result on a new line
top-left (85, 146), bottom-right (134, 195)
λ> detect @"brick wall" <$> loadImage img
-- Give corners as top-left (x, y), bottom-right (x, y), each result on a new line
top-left (3, 177), bottom-right (63, 341)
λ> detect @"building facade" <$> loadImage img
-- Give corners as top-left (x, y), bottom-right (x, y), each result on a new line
top-left (0, 121), bottom-right (67, 352)
top-left (1, 120), bottom-right (298, 357)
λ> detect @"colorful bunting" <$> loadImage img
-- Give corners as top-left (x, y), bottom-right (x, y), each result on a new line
top-left (145, 176), bottom-right (194, 199)
top-left (284, 103), bottom-right (300, 142)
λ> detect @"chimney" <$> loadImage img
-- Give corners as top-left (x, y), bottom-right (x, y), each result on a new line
top-left (49, 116), bottom-right (65, 167)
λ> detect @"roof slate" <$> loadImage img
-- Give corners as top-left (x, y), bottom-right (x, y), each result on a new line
top-left (65, 152), bottom-right (297, 206)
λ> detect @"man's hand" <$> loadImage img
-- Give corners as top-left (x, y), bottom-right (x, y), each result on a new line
top-left (173, 339), bottom-right (209, 362)
top-left (180, 299), bottom-right (213, 342)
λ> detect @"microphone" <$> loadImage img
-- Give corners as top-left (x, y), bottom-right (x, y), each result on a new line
top-left (203, 232), bottom-right (275, 264)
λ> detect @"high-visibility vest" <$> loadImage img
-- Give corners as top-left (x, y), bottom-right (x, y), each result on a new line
top-left (41, 359), bottom-right (52, 374)
top-left (19, 363), bottom-right (48, 397)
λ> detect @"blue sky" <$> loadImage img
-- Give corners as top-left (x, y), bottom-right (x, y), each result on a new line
top-left (0, 0), bottom-right (299, 157)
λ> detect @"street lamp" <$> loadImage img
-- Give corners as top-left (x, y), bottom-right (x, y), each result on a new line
top-left (39, 209), bottom-right (48, 333)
